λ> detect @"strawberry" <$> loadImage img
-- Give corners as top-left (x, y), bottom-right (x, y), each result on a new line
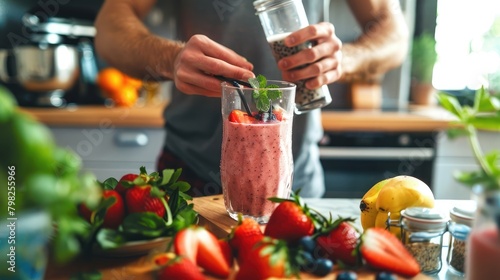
top-left (228, 217), bottom-right (264, 265)
top-left (115, 173), bottom-right (138, 197)
top-left (218, 239), bottom-right (234, 267)
top-left (156, 252), bottom-right (206, 280)
top-left (125, 185), bottom-right (166, 218)
top-left (78, 202), bottom-right (93, 223)
top-left (235, 237), bottom-right (290, 280)
top-left (360, 227), bottom-right (420, 278)
top-left (101, 189), bottom-right (126, 229)
top-left (229, 217), bottom-right (263, 251)
top-left (316, 218), bottom-right (360, 266)
top-left (228, 109), bottom-right (254, 123)
top-left (264, 194), bottom-right (315, 243)
top-left (78, 189), bottom-right (125, 229)
top-left (174, 226), bottom-right (230, 278)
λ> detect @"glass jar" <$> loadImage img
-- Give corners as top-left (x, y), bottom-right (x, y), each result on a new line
top-left (400, 207), bottom-right (448, 275)
top-left (253, 0), bottom-right (332, 113)
top-left (447, 204), bottom-right (475, 276)
top-left (465, 185), bottom-right (500, 280)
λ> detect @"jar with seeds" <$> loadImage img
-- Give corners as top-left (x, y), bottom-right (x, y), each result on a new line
top-left (400, 207), bottom-right (448, 275)
top-left (447, 205), bottom-right (475, 276)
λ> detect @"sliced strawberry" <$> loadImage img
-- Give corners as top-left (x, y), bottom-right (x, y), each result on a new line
top-left (174, 226), bottom-right (230, 278)
top-left (173, 226), bottom-right (198, 263)
top-left (360, 227), bottom-right (420, 277)
top-left (272, 109), bottom-right (284, 121)
top-left (156, 253), bottom-right (206, 280)
top-left (316, 219), bottom-right (360, 266)
top-left (264, 200), bottom-right (314, 243)
top-left (228, 109), bottom-right (254, 123)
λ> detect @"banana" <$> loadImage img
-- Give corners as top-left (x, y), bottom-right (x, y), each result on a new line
top-left (360, 178), bottom-right (390, 230)
top-left (359, 175), bottom-right (435, 237)
top-left (374, 175), bottom-right (435, 237)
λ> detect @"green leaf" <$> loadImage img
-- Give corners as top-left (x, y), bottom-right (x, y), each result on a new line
top-left (120, 212), bottom-right (167, 239)
top-left (96, 228), bottom-right (126, 249)
top-left (437, 92), bottom-right (463, 118)
top-left (248, 76), bottom-right (261, 89)
top-left (101, 177), bottom-right (118, 190)
top-left (468, 115), bottom-right (500, 131)
top-left (267, 88), bottom-right (282, 100)
top-left (169, 181), bottom-right (191, 192)
top-left (158, 169), bottom-right (175, 186)
top-left (256, 95), bottom-right (271, 112)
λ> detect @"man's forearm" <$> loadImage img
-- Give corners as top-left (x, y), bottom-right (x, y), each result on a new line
top-left (340, 0), bottom-right (409, 83)
top-left (94, 0), bottom-right (184, 80)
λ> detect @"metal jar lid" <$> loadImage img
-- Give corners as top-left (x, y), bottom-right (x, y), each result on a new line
top-left (253, 0), bottom-right (298, 13)
top-left (449, 204), bottom-right (476, 227)
top-left (401, 207), bottom-right (448, 231)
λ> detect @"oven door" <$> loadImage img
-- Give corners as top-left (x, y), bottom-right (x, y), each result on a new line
top-left (319, 132), bottom-right (436, 198)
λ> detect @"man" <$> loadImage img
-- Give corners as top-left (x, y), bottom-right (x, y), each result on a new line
top-left (94, 0), bottom-right (408, 197)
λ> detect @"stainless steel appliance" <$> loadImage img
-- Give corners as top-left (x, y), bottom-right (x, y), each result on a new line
top-left (0, 45), bottom-right (80, 106)
top-left (0, 10), bottom-right (101, 107)
top-left (319, 131), bottom-right (436, 198)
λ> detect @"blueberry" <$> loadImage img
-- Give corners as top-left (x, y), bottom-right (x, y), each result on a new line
top-left (336, 271), bottom-right (357, 280)
top-left (375, 272), bottom-right (397, 280)
top-left (298, 236), bottom-right (316, 253)
top-left (311, 258), bottom-right (333, 277)
top-left (299, 251), bottom-right (316, 272)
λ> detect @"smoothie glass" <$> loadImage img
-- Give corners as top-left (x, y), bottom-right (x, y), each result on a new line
top-left (220, 80), bottom-right (296, 224)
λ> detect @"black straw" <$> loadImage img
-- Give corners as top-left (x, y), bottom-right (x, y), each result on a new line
top-left (231, 81), bottom-right (253, 117)
top-left (215, 75), bottom-right (253, 116)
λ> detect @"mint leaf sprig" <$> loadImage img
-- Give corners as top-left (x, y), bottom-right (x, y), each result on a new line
top-left (249, 74), bottom-right (282, 113)
top-left (437, 87), bottom-right (500, 190)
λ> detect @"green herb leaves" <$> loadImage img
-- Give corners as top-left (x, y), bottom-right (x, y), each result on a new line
top-left (437, 87), bottom-right (500, 190)
top-left (249, 74), bottom-right (282, 112)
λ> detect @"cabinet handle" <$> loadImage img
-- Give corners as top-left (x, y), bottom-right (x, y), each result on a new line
top-left (114, 131), bottom-right (149, 147)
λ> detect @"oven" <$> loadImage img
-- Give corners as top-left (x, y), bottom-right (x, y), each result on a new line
top-left (319, 131), bottom-right (437, 198)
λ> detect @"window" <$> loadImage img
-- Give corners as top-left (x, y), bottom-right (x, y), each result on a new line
top-left (433, 0), bottom-right (500, 93)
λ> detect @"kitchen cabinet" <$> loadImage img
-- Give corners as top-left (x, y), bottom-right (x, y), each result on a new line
top-left (432, 130), bottom-right (500, 199)
top-left (49, 127), bottom-right (165, 181)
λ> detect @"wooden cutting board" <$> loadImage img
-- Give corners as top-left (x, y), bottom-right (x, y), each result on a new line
top-left (193, 195), bottom-right (432, 280)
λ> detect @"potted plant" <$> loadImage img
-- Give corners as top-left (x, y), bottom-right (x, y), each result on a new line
top-left (437, 88), bottom-right (500, 279)
top-left (411, 33), bottom-right (438, 105)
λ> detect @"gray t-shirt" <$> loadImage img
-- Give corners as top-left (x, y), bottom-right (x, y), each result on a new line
top-left (163, 0), bottom-right (326, 198)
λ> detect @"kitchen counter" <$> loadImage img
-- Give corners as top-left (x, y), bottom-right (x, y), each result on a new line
top-left (21, 103), bottom-right (455, 131)
top-left (20, 102), bottom-right (167, 128)
top-left (44, 196), bottom-right (472, 280)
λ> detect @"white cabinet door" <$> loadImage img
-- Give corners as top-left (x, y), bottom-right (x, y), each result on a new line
top-left (50, 127), bottom-right (165, 181)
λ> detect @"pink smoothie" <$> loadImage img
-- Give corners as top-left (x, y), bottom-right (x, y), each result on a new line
top-left (220, 118), bottom-right (293, 223)
top-left (466, 227), bottom-right (500, 279)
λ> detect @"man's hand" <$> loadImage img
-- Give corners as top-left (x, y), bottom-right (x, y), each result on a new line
top-left (277, 22), bottom-right (342, 90)
top-left (173, 35), bottom-right (255, 97)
